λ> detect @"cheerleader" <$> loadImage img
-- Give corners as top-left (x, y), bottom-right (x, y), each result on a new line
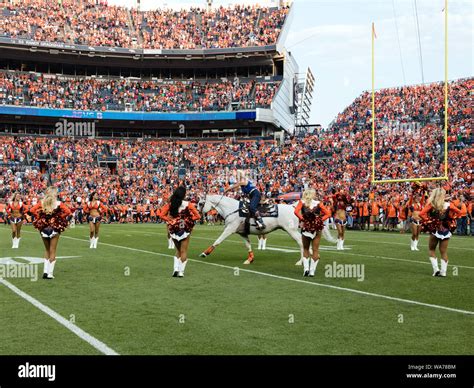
top-left (29, 187), bottom-right (71, 280)
top-left (84, 192), bottom-right (105, 249)
top-left (408, 191), bottom-right (425, 251)
top-left (294, 189), bottom-right (331, 277)
top-left (419, 188), bottom-right (462, 277)
top-left (332, 189), bottom-right (351, 250)
top-left (7, 193), bottom-right (25, 249)
top-left (158, 186), bottom-right (201, 278)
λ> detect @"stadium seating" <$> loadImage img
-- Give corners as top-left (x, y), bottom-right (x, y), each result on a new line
top-left (0, 1), bottom-right (289, 49)
top-left (0, 78), bottom-right (471, 216)
top-left (0, 71), bottom-right (280, 112)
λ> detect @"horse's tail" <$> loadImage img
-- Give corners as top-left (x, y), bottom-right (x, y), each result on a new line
top-left (322, 224), bottom-right (338, 244)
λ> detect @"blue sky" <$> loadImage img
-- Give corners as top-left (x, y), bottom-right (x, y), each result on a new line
top-left (109, 0), bottom-right (473, 127)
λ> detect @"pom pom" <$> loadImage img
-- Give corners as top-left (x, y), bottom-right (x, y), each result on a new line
top-left (301, 208), bottom-right (324, 233)
top-left (168, 207), bottom-right (196, 234)
top-left (32, 207), bottom-right (70, 234)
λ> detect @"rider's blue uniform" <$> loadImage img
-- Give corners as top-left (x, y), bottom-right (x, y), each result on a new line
top-left (241, 180), bottom-right (261, 214)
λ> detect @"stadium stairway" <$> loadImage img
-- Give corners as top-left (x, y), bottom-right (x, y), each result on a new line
top-left (126, 8), bottom-right (140, 47)
top-left (59, 2), bottom-right (71, 42)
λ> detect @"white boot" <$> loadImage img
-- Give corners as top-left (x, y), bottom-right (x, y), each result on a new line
top-left (16, 237), bottom-right (20, 248)
top-left (262, 238), bottom-right (267, 250)
top-left (336, 239), bottom-right (341, 250)
top-left (11, 238), bottom-right (16, 249)
top-left (429, 257), bottom-right (440, 276)
top-left (94, 237), bottom-right (99, 249)
top-left (257, 239), bottom-right (262, 250)
top-left (302, 258), bottom-right (310, 276)
top-left (43, 259), bottom-right (50, 279)
top-left (89, 238), bottom-right (94, 249)
top-left (410, 240), bottom-right (415, 251)
top-left (414, 239), bottom-right (419, 251)
top-left (309, 258), bottom-right (319, 277)
top-left (439, 259), bottom-right (448, 277)
top-left (172, 256), bottom-right (179, 277)
top-left (47, 260), bottom-right (55, 279)
top-left (178, 259), bottom-right (187, 277)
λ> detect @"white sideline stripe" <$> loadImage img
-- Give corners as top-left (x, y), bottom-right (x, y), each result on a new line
top-left (265, 247), bottom-right (299, 253)
top-left (6, 228), bottom-right (474, 270)
top-left (68, 225), bottom-right (474, 250)
top-left (0, 278), bottom-right (119, 355)
top-left (264, 246), bottom-right (352, 253)
top-left (58, 235), bottom-right (474, 316)
top-left (344, 237), bottom-right (474, 252)
top-left (189, 235), bottom-right (474, 270)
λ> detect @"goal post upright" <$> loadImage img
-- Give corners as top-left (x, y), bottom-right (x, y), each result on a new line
top-left (371, 22), bottom-right (376, 185)
top-left (371, 1), bottom-right (449, 184)
top-left (444, 0), bottom-right (449, 180)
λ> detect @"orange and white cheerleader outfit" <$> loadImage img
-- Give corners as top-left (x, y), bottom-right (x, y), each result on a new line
top-left (294, 199), bottom-right (331, 239)
top-left (29, 202), bottom-right (72, 238)
top-left (84, 200), bottom-right (105, 223)
top-left (158, 201), bottom-right (201, 241)
top-left (7, 201), bottom-right (24, 224)
top-left (419, 202), bottom-right (462, 240)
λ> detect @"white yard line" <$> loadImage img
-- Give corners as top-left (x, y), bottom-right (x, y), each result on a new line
top-left (188, 235), bottom-right (474, 270)
top-left (0, 278), bottom-right (119, 355)
top-left (55, 235), bottom-right (474, 316)
top-left (86, 225), bottom-right (474, 251)
top-left (3, 228), bottom-right (473, 270)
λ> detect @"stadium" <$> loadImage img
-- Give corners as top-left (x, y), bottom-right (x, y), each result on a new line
top-left (0, 0), bottom-right (472, 384)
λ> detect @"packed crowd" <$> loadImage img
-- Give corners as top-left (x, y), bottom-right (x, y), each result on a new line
top-left (0, 78), bottom-right (471, 232)
top-left (330, 78), bottom-right (472, 181)
top-left (0, 0), bottom-right (288, 49)
top-left (0, 71), bottom-right (280, 112)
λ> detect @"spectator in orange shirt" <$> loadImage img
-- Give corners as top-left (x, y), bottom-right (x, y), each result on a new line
top-left (0, 201), bottom-right (6, 224)
top-left (370, 199), bottom-right (380, 231)
top-left (361, 200), bottom-right (370, 230)
top-left (386, 200), bottom-right (398, 232)
top-left (454, 195), bottom-right (468, 236)
top-left (468, 200), bottom-right (474, 236)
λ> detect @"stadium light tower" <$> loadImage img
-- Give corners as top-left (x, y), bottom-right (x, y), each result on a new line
top-left (294, 67), bottom-right (315, 131)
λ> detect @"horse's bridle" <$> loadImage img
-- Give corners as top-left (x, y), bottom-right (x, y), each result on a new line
top-left (206, 192), bottom-right (239, 222)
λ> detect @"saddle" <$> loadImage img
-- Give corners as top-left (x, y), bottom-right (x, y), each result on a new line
top-left (238, 198), bottom-right (279, 218)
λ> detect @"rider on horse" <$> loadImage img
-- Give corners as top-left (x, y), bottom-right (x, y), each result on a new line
top-left (225, 169), bottom-right (266, 230)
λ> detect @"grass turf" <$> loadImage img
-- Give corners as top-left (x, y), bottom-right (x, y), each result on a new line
top-left (0, 223), bottom-right (472, 355)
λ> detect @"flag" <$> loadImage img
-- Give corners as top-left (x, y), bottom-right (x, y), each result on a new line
top-left (372, 23), bottom-right (377, 39)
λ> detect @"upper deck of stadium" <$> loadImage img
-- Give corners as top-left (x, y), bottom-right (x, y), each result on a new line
top-left (0, 1), bottom-right (291, 57)
top-left (0, 1), bottom-right (300, 136)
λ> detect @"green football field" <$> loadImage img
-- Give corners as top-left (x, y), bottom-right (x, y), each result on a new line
top-left (0, 223), bottom-right (472, 355)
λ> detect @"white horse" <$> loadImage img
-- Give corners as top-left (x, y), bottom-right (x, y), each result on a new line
top-left (199, 194), bottom-right (337, 265)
